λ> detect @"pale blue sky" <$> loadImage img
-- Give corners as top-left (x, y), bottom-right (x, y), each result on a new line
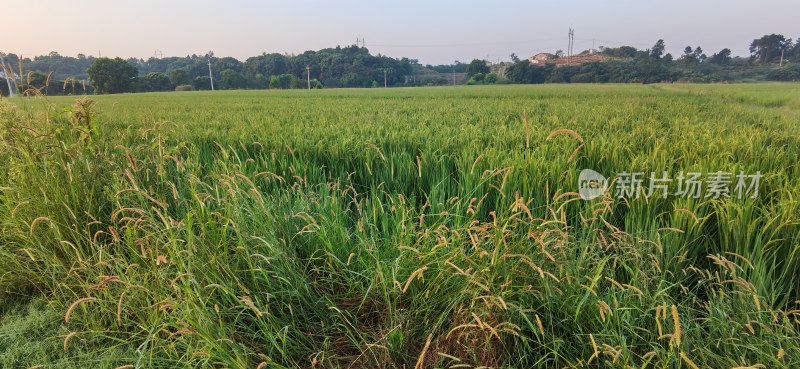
top-left (3, 0), bottom-right (797, 64)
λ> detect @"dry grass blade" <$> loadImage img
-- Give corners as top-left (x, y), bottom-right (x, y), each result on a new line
top-left (414, 334), bottom-right (433, 369)
top-left (679, 352), bottom-right (700, 369)
top-left (402, 266), bottom-right (428, 293)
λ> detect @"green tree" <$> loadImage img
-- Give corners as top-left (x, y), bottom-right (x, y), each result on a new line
top-left (169, 68), bottom-right (191, 86)
top-left (220, 69), bottom-right (247, 89)
top-left (87, 57), bottom-right (138, 94)
top-left (269, 74), bottom-right (295, 89)
top-left (193, 76), bottom-right (212, 90)
top-left (466, 59), bottom-right (489, 78)
top-left (142, 72), bottom-right (172, 92)
top-left (749, 34), bottom-right (792, 64)
top-left (709, 48), bottom-right (732, 65)
top-left (601, 46), bottom-right (638, 58)
top-left (650, 39), bottom-right (666, 59)
top-left (681, 46), bottom-right (697, 65)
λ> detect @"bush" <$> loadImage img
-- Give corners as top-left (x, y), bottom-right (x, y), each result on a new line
top-left (766, 64), bottom-right (800, 81)
top-left (175, 85), bottom-right (194, 92)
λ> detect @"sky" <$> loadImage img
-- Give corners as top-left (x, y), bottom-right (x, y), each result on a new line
top-left (2, 0), bottom-right (798, 65)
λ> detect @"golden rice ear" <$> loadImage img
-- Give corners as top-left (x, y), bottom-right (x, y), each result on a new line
top-left (547, 128), bottom-right (585, 162)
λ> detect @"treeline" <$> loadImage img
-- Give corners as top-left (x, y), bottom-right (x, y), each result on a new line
top-left (2, 34), bottom-right (800, 95)
top-left (501, 35), bottom-right (800, 84)
top-left (1, 46), bottom-right (414, 95)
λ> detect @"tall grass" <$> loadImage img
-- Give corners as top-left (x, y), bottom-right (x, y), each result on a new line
top-left (1, 84), bottom-right (799, 368)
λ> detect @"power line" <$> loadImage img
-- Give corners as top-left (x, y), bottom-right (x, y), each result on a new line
top-left (369, 38), bottom-right (565, 48)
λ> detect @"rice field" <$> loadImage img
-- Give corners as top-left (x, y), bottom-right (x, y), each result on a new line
top-left (1, 84), bottom-right (799, 368)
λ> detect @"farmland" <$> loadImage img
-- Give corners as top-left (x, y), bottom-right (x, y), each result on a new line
top-left (1, 84), bottom-right (799, 368)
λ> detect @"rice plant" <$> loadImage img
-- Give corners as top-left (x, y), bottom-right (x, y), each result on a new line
top-left (1, 84), bottom-right (798, 368)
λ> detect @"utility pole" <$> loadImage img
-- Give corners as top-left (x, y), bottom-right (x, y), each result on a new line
top-left (384, 69), bottom-right (387, 88)
top-left (453, 68), bottom-right (456, 86)
top-left (780, 48), bottom-right (785, 67)
top-left (567, 27), bottom-right (575, 63)
top-left (306, 65), bottom-right (311, 89)
top-left (208, 59), bottom-right (214, 91)
top-left (0, 54), bottom-right (17, 97)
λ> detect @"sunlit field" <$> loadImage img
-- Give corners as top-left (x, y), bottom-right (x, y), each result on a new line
top-left (1, 84), bottom-right (799, 368)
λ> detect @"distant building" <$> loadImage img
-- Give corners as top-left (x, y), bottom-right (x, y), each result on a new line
top-left (529, 53), bottom-right (555, 64)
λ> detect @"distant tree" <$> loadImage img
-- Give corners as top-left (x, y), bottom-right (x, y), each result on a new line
top-left (791, 38), bottom-right (800, 62)
top-left (169, 68), bottom-right (191, 86)
top-left (484, 72), bottom-right (498, 84)
top-left (220, 69), bottom-right (247, 89)
top-left (505, 61), bottom-right (551, 84)
top-left (555, 50), bottom-right (564, 58)
top-left (269, 74), bottom-right (296, 89)
top-left (636, 55), bottom-right (669, 83)
top-left (87, 57), bottom-right (138, 94)
top-left (245, 53), bottom-right (289, 78)
top-left (709, 48), bottom-right (732, 65)
top-left (466, 59), bottom-right (490, 77)
top-left (509, 53), bottom-right (520, 63)
top-left (602, 46), bottom-right (638, 58)
top-left (749, 34), bottom-right (792, 64)
top-left (467, 72), bottom-right (485, 84)
top-left (650, 39), bottom-right (666, 59)
top-left (693, 47), bottom-right (706, 62)
top-left (252, 74), bottom-right (269, 89)
top-left (142, 72), bottom-right (172, 92)
top-left (680, 46), bottom-right (698, 66)
top-left (429, 61), bottom-right (467, 73)
top-left (193, 76), bottom-right (212, 90)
